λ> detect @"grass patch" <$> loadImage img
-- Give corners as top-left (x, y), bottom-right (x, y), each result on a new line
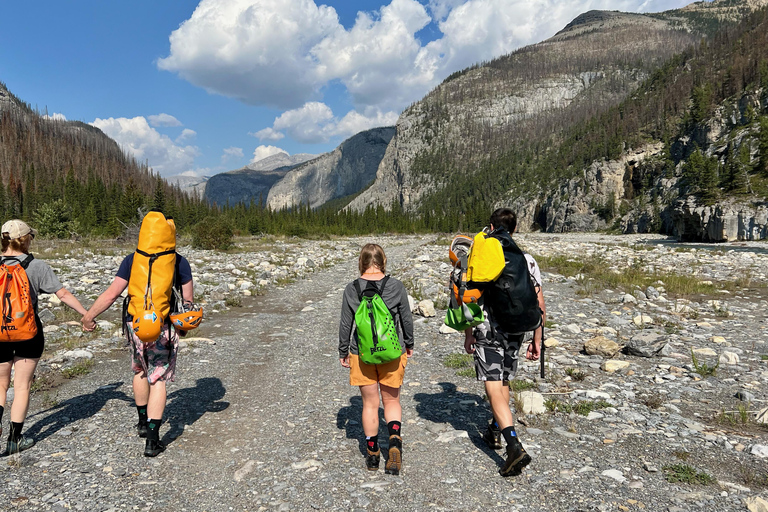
top-left (761, 355), bottom-right (768, 361)
top-left (691, 348), bottom-right (719, 377)
top-left (640, 394), bottom-right (664, 409)
top-left (510, 380), bottom-right (537, 392)
top-left (535, 252), bottom-right (733, 298)
top-left (224, 295), bottom-right (243, 308)
top-left (717, 404), bottom-right (753, 426)
top-left (544, 320), bottom-right (557, 329)
top-left (544, 398), bottom-right (611, 416)
top-left (565, 368), bottom-right (587, 381)
top-left (662, 464), bottom-right (714, 485)
top-left (61, 359), bottom-right (94, 379)
top-left (30, 372), bottom-right (56, 393)
top-left (444, 353), bottom-right (475, 378)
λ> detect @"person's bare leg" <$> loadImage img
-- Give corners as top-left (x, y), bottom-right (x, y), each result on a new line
top-left (359, 383), bottom-right (380, 437)
top-left (9, 357), bottom-right (39, 422)
top-left (485, 380), bottom-right (513, 428)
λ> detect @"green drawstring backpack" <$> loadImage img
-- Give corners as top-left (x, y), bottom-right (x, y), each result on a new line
top-left (353, 276), bottom-right (402, 365)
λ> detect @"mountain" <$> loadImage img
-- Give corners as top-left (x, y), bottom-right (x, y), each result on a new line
top-left (347, 0), bottom-right (768, 240)
top-left (167, 174), bottom-right (209, 198)
top-left (0, 81), bottom-right (205, 235)
top-left (267, 127), bottom-right (395, 210)
top-left (245, 152), bottom-right (317, 172)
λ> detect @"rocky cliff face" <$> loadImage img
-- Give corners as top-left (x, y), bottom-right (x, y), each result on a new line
top-left (267, 127), bottom-right (394, 210)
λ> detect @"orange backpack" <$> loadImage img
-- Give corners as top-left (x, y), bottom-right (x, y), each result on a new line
top-left (0, 256), bottom-right (38, 342)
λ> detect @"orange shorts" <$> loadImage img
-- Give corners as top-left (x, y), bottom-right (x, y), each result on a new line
top-left (349, 353), bottom-right (408, 388)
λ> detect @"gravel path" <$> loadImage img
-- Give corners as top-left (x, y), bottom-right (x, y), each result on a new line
top-left (1, 236), bottom-right (767, 512)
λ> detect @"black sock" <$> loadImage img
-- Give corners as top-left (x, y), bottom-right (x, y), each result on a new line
top-left (147, 419), bottom-right (161, 440)
top-left (137, 405), bottom-right (148, 425)
top-left (9, 421), bottom-right (23, 441)
top-left (491, 419), bottom-right (499, 430)
top-left (0, 405), bottom-right (4, 424)
top-left (387, 421), bottom-right (401, 437)
top-left (501, 426), bottom-right (518, 445)
top-left (365, 435), bottom-right (379, 452)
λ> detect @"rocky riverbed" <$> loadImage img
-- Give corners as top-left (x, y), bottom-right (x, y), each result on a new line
top-left (1, 233), bottom-right (767, 512)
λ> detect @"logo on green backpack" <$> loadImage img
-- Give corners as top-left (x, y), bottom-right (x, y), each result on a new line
top-left (353, 276), bottom-right (401, 365)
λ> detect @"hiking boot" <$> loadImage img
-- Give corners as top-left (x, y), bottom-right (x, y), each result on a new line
top-left (136, 421), bottom-right (148, 438)
top-left (5, 436), bottom-right (35, 455)
top-left (384, 435), bottom-right (402, 476)
top-left (144, 438), bottom-right (166, 457)
top-left (499, 439), bottom-right (531, 477)
top-left (482, 423), bottom-right (502, 450)
top-left (365, 448), bottom-right (380, 471)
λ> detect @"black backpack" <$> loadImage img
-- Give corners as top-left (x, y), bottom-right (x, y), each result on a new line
top-left (484, 229), bottom-right (542, 333)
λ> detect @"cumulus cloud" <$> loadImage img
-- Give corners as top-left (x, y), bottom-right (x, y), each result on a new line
top-left (252, 145), bottom-right (288, 163)
top-left (43, 112), bottom-right (67, 121)
top-left (148, 113), bottom-right (183, 127)
top-left (255, 102), bottom-right (398, 144)
top-left (91, 116), bottom-right (200, 176)
top-left (175, 128), bottom-right (197, 143)
top-left (221, 146), bottom-right (244, 162)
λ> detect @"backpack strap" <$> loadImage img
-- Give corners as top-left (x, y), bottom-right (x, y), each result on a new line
top-left (353, 279), bottom-right (363, 301)
top-left (0, 254), bottom-right (33, 270)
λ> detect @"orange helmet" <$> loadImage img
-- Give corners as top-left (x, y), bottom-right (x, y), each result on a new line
top-left (169, 303), bottom-right (203, 331)
top-left (449, 235), bottom-right (473, 265)
top-left (133, 308), bottom-right (163, 343)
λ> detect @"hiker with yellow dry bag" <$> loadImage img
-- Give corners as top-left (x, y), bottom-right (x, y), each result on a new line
top-left (82, 211), bottom-right (202, 457)
top-left (458, 208), bottom-right (546, 478)
top-left (0, 220), bottom-right (88, 456)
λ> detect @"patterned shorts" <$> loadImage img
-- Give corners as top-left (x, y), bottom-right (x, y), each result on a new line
top-left (473, 329), bottom-right (525, 382)
top-left (127, 322), bottom-right (179, 384)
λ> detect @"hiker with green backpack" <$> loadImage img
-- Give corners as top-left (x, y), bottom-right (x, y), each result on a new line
top-left (461, 208), bottom-right (547, 477)
top-left (339, 243), bottom-right (414, 475)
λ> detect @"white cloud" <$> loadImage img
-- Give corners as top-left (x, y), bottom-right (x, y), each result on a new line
top-left (255, 102), bottom-right (398, 144)
top-left (252, 145), bottom-right (288, 163)
top-left (175, 128), bottom-right (197, 143)
top-left (91, 116), bottom-right (200, 176)
top-left (221, 146), bottom-right (244, 161)
top-left (43, 112), bottom-right (67, 121)
top-left (148, 113), bottom-right (183, 127)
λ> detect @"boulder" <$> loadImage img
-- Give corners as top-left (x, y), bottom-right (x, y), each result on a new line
top-left (623, 332), bottom-right (668, 358)
top-left (746, 497), bottom-right (768, 512)
top-left (38, 308), bottom-right (56, 324)
top-left (519, 391), bottom-right (546, 415)
top-left (584, 336), bottom-right (620, 358)
top-left (601, 360), bottom-right (630, 373)
top-left (416, 300), bottom-right (436, 318)
top-left (719, 351), bottom-right (740, 364)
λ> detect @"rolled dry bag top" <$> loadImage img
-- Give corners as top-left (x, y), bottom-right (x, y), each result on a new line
top-left (127, 212), bottom-right (177, 323)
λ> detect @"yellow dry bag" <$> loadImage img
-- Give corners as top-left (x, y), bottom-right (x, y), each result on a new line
top-left (127, 212), bottom-right (177, 341)
top-left (466, 231), bottom-right (505, 283)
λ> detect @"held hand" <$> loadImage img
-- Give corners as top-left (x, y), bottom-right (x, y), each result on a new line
top-left (340, 356), bottom-right (350, 368)
top-left (464, 334), bottom-right (476, 354)
top-left (406, 347), bottom-right (414, 358)
top-left (526, 339), bottom-right (541, 361)
top-left (81, 316), bottom-right (96, 332)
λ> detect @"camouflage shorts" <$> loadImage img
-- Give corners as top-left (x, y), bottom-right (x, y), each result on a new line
top-left (473, 330), bottom-right (525, 382)
top-left (127, 322), bottom-right (179, 384)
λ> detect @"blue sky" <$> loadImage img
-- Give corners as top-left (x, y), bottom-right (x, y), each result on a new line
top-left (0, 0), bottom-right (693, 177)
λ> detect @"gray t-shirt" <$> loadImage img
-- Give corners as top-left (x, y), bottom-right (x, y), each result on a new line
top-left (338, 276), bottom-right (414, 358)
top-left (1, 253), bottom-right (64, 314)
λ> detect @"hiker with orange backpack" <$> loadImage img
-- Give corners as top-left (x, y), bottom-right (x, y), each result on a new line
top-left (339, 243), bottom-right (414, 475)
top-left (0, 220), bottom-right (89, 455)
top-left (461, 208), bottom-right (546, 477)
top-left (82, 211), bottom-right (202, 457)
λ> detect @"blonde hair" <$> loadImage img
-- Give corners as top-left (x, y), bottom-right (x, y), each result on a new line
top-left (1, 234), bottom-right (32, 254)
top-left (359, 243), bottom-right (386, 275)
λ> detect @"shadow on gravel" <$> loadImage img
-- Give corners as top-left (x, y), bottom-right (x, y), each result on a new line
top-left (336, 395), bottom-right (390, 456)
top-left (24, 382), bottom-right (132, 443)
top-left (162, 377), bottom-right (229, 446)
top-left (413, 382), bottom-right (504, 465)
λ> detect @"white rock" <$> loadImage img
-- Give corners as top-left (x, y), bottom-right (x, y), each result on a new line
top-left (711, 336), bottom-right (726, 344)
top-left (63, 350), bottom-right (93, 360)
top-left (585, 390), bottom-right (610, 400)
top-left (301, 306), bottom-right (315, 312)
top-left (43, 325), bottom-right (59, 333)
top-left (755, 407), bottom-right (768, 425)
top-left (751, 444), bottom-right (768, 458)
top-left (563, 324), bottom-right (581, 334)
top-left (291, 459), bottom-right (322, 470)
top-left (622, 294), bottom-right (637, 304)
top-left (439, 324), bottom-right (459, 334)
top-left (601, 360), bottom-right (630, 373)
top-left (234, 460), bottom-right (256, 482)
top-left (436, 430), bottom-right (469, 443)
top-left (417, 300), bottom-right (436, 318)
top-left (418, 254), bottom-right (430, 262)
top-left (693, 347), bottom-right (718, 357)
top-left (519, 391), bottom-right (545, 415)
top-left (601, 469), bottom-right (626, 483)
top-left (719, 352), bottom-right (740, 364)
top-left (746, 496), bottom-right (768, 512)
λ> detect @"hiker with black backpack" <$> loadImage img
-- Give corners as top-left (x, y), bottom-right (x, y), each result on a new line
top-left (339, 243), bottom-right (414, 475)
top-left (82, 211), bottom-right (201, 457)
top-left (0, 220), bottom-right (89, 455)
top-left (463, 208), bottom-right (546, 477)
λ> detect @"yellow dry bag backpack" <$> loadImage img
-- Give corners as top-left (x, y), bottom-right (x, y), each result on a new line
top-left (466, 231), bottom-right (505, 284)
top-left (125, 212), bottom-right (177, 343)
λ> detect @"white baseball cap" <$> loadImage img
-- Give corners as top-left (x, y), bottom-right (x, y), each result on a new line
top-left (1, 219), bottom-right (38, 240)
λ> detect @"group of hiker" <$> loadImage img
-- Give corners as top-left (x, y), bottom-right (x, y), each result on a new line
top-left (1, 206), bottom-right (545, 478)
top-left (0, 212), bottom-right (200, 458)
top-left (338, 207), bottom-right (546, 477)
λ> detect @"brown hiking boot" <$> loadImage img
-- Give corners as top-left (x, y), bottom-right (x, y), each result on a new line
top-left (385, 435), bottom-right (402, 475)
top-left (365, 448), bottom-right (380, 470)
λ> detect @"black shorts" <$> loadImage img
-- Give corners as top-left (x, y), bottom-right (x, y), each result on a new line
top-left (0, 317), bottom-right (45, 362)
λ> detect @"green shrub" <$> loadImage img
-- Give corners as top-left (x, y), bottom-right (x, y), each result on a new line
top-left (192, 217), bottom-right (234, 250)
top-left (33, 200), bottom-right (80, 238)
top-left (663, 464), bottom-right (714, 485)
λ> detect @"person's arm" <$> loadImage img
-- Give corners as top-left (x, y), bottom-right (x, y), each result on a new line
top-left (55, 288), bottom-right (88, 316)
top-left (526, 285), bottom-right (546, 360)
top-left (464, 327), bottom-right (476, 354)
top-left (338, 286), bottom-right (354, 367)
top-left (81, 277), bottom-right (128, 331)
top-left (397, 282), bottom-right (414, 357)
top-left (181, 280), bottom-right (194, 303)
